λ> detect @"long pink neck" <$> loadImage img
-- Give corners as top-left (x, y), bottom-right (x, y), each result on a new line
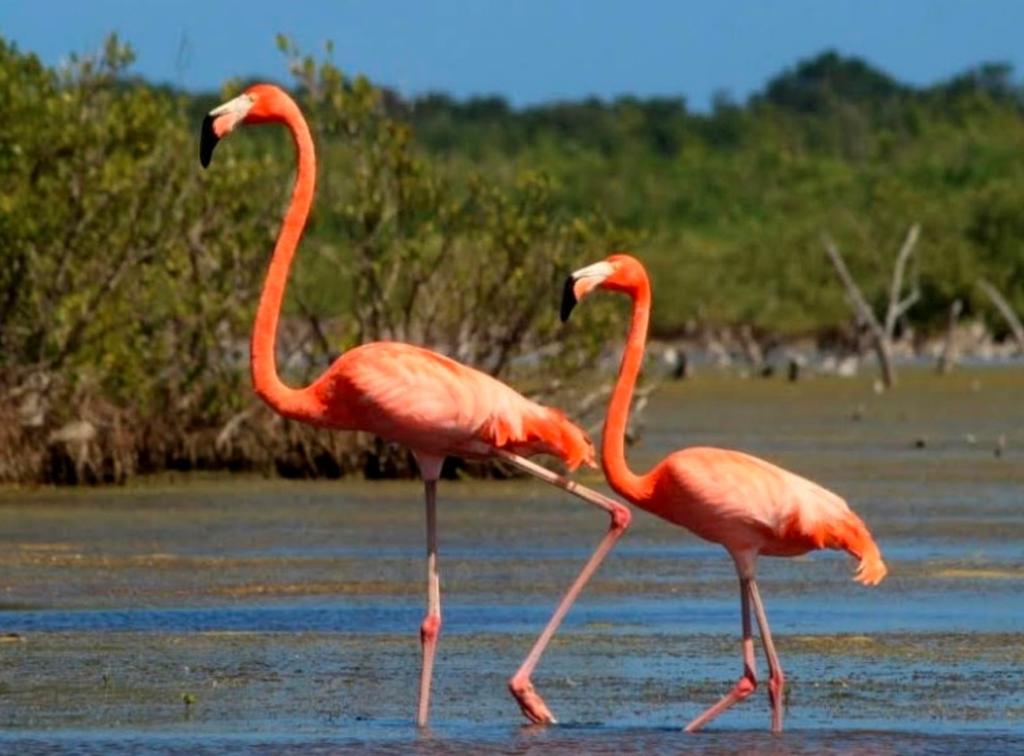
top-left (602, 278), bottom-right (651, 502)
top-left (250, 99), bottom-right (316, 418)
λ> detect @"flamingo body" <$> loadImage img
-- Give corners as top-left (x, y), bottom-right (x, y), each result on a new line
top-left (636, 447), bottom-right (885, 582)
top-left (300, 341), bottom-right (593, 469)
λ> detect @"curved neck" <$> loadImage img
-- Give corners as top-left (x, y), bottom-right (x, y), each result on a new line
top-left (250, 99), bottom-right (316, 417)
top-left (602, 278), bottom-right (651, 502)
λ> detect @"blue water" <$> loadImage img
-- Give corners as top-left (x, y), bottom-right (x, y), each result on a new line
top-left (0, 370), bottom-right (1021, 751)
top-left (0, 587), bottom-right (1021, 636)
top-left (1, 727), bottom-right (1022, 755)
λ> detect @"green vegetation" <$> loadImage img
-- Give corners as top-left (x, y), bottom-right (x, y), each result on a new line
top-left (0, 35), bottom-right (621, 484)
top-left (1, 35), bottom-right (1022, 484)
top-left (402, 52), bottom-right (1024, 335)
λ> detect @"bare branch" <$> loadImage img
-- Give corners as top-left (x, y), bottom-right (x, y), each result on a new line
top-left (822, 235), bottom-right (883, 337)
top-left (884, 224), bottom-right (920, 336)
top-left (739, 324), bottom-right (764, 371)
top-left (937, 299), bottom-right (962, 374)
top-left (585, 380), bottom-right (660, 438)
top-left (892, 290), bottom-right (921, 323)
top-left (215, 406), bottom-right (257, 453)
top-left (978, 279), bottom-right (1024, 354)
top-left (575, 383), bottom-right (613, 417)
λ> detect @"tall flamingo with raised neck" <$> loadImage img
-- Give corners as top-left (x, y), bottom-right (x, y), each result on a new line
top-left (561, 253), bottom-right (887, 733)
top-left (199, 84), bottom-right (630, 727)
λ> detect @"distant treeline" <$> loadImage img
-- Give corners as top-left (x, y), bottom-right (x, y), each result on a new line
top-left (404, 54), bottom-right (1024, 160)
top-left (390, 52), bottom-right (1024, 336)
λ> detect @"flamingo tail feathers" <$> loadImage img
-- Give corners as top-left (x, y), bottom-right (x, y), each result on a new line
top-left (487, 407), bottom-right (596, 471)
top-left (827, 512), bottom-right (888, 586)
top-left (545, 408), bottom-right (597, 471)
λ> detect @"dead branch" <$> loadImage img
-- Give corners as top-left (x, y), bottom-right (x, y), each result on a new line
top-left (937, 299), bottom-right (963, 374)
top-left (823, 223), bottom-right (920, 389)
top-left (884, 224), bottom-right (921, 335)
top-left (823, 235), bottom-right (892, 387)
top-left (585, 380), bottom-right (661, 439)
top-left (738, 324), bottom-right (764, 372)
top-left (823, 238), bottom-right (882, 334)
top-left (215, 407), bottom-right (257, 453)
top-left (977, 279), bottom-right (1024, 355)
top-left (576, 382), bottom-right (613, 417)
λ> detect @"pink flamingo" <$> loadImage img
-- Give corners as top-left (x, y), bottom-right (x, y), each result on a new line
top-left (199, 85), bottom-right (631, 727)
top-left (561, 253), bottom-right (887, 733)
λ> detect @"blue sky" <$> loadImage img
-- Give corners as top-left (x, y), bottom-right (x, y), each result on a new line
top-left (2, 1), bottom-right (1022, 109)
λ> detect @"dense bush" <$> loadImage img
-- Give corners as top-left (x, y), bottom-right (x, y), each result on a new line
top-left (0, 36), bottom-right (281, 482)
top-left (0, 36), bottom-right (623, 484)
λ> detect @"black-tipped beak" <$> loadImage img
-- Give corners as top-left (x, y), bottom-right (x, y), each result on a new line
top-left (199, 114), bottom-right (220, 169)
top-left (560, 275), bottom-right (578, 323)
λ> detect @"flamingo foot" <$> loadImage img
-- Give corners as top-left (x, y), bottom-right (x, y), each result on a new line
top-left (509, 675), bottom-right (558, 724)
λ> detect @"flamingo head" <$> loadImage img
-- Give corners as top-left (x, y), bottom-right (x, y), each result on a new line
top-left (200, 83), bottom-right (291, 168)
top-left (560, 253), bottom-right (646, 321)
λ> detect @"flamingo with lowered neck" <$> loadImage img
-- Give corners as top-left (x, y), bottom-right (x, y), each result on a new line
top-left (199, 84), bottom-right (630, 727)
top-left (561, 253), bottom-right (887, 733)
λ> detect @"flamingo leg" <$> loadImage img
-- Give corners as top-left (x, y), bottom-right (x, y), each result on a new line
top-left (497, 451), bottom-right (632, 724)
top-left (416, 479), bottom-right (442, 727)
top-left (684, 577), bottom-right (758, 732)
top-left (748, 579), bottom-right (785, 733)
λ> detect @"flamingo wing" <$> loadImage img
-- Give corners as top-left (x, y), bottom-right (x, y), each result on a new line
top-left (314, 342), bottom-right (593, 468)
top-left (655, 447), bottom-right (885, 582)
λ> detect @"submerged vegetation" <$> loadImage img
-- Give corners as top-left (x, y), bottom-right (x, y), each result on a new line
top-left (1, 34), bottom-right (1022, 484)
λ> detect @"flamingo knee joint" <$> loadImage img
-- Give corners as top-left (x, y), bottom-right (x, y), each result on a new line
top-left (420, 614), bottom-right (441, 642)
top-left (610, 503), bottom-right (632, 532)
top-left (737, 673), bottom-right (758, 699)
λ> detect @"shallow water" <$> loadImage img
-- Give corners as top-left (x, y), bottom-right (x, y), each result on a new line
top-left (0, 368), bottom-right (1021, 753)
